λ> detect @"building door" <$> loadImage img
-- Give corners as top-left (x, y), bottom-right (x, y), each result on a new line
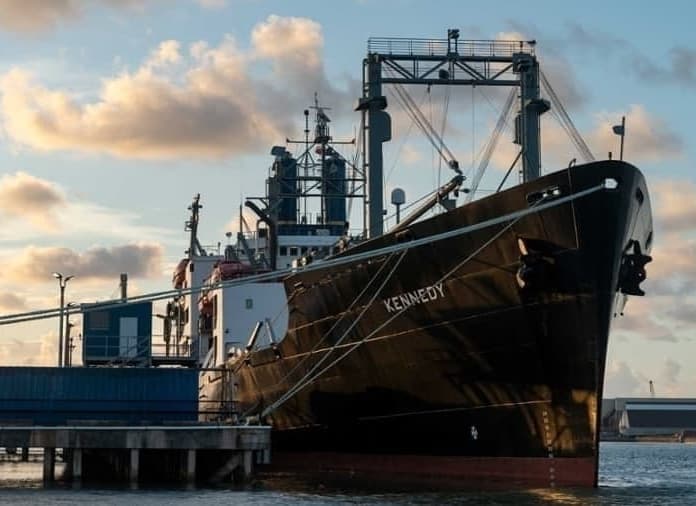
top-left (119, 317), bottom-right (138, 358)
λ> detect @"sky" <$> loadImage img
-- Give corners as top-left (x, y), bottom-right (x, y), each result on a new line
top-left (0, 0), bottom-right (695, 398)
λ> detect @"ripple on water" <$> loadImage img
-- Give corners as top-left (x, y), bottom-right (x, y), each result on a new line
top-left (0, 442), bottom-right (695, 505)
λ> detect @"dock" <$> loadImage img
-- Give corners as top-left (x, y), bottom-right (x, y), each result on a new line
top-left (0, 424), bottom-right (270, 486)
top-left (0, 366), bottom-right (271, 486)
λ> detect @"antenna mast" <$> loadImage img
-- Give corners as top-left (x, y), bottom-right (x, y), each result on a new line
top-left (185, 194), bottom-right (206, 257)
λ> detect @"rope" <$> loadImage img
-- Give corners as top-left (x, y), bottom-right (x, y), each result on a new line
top-left (540, 70), bottom-right (595, 162)
top-left (258, 183), bottom-right (606, 418)
top-left (357, 399), bottom-right (552, 421)
top-left (0, 183), bottom-right (607, 327)
top-left (384, 67), bottom-right (459, 172)
top-left (258, 250), bottom-right (406, 385)
top-left (260, 249), bottom-right (408, 417)
top-left (465, 87), bottom-right (517, 203)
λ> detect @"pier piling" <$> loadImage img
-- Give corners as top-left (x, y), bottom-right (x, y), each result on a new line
top-left (42, 447), bottom-right (55, 484)
top-left (1, 425), bottom-right (270, 486)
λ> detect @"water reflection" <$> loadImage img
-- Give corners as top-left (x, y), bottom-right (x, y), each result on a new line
top-left (0, 443), bottom-right (694, 505)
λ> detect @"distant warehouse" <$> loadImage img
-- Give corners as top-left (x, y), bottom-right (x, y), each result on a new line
top-left (602, 398), bottom-right (696, 437)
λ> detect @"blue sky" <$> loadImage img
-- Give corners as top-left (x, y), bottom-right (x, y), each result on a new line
top-left (0, 0), bottom-right (695, 398)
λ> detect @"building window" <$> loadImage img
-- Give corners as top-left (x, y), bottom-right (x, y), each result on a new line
top-left (289, 247), bottom-right (298, 256)
top-left (301, 246), bottom-right (308, 254)
top-left (279, 246), bottom-right (288, 256)
top-left (245, 298), bottom-right (253, 309)
top-left (89, 311), bottom-right (109, 330)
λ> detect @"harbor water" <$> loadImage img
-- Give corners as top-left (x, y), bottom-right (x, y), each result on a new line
top-left (0, 442), bottom-right (694, 505)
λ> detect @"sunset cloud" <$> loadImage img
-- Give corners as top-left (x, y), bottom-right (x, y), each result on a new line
top-left (0, 1), bottom-right (229, 33)
top-left (586, 104), bottom-right (683, 162)
top-left (0, 0), bottom-right (148, 33)
top-left (0, 16), bottom-right (350, 159)
top-left (0, 292), bottom-right (27, 312)
top-left (652, 179), bottom-right (696, 234)
top-left (1, 243), bottom-right (164, 283)
top-left (252, 15), bottom-right (322, 69)
top-left (0, 333), bottom-right (58, 366)
top-left (0, 172), bottom-right (177, 243)
top-left (603, 360), bottom-right (647, 398)
top-left (0, 171), bottom-right (66, 230)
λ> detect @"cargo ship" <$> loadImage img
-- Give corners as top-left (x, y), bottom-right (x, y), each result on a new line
top-left (167, 33), bottom-right (653, 488)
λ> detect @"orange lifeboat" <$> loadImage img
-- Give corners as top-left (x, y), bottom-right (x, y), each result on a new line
top-left (172, 258), bottom-right (188, 288)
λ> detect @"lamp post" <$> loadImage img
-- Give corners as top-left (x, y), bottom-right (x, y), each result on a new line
top-left (52, 272), bottom-right (74, 367)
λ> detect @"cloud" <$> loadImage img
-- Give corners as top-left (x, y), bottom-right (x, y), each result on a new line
top-left (0, 0), bottom-right (80, 33)
top-left (500, 104), bottom-right (685, 170)
top-left (652, 179), bottom-right (696, 234)
top-left (585, 104), bottom-right (683, 162)
top-left (1, 243), bottom-right (164, 283)
top-left (663, 303), bottom-right (696, 330)
top-left (603, 360), bottom-right (646, 398)
top-left (0, 172), bottom-right (177, 243)
top-left (614, 318), bottom-right (677, 343)
top-left (613, 296), bottom-right (678, 343)
top-left (634, 178), bottom-right (696, 296)
top-left (196, 0), bottom-right (227, 8)
top-left (660, 357), bottom-right (681, 385)
top-left (0, 333), bottom-right (58, 366)
top-left (644, 236), bottom-right (696, 295)
top-left (561, 23), bottom-right (696, 90)
top-left (0, 171), bottom-right (66, 230)
top-left (496, 27), bottom-right (587, 110)
top-left (224, 207), bottom-right (261, 237)
top-left (400, 144), bottom-right (424, 166)
top-left (0, 292), bottom-right (27, 312)
top-left (252, 15), bottom-right (322, 70)
top-left (0, 0), bottom-right (148, 33)
top-left (146, 40), bottom-right (182, 69)
top-left (0, 16), bottom-right (352, 160)
top-left (633, 46), bottom-right (696, 88)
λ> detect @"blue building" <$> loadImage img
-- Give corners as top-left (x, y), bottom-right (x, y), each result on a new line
top-left (0, 366), bottom-right (198, 424)
top-left (82, 301), bottom-right (152, 366)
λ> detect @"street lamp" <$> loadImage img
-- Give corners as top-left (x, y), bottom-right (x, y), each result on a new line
top-left (52, 272), bottom-right (74, 367)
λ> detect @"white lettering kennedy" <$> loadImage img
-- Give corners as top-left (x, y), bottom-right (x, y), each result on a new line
top-left (381, 282), bottom-right (447, 313)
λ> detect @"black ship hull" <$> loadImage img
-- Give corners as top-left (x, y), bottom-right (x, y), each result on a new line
top-left (211, 161), bottom-right (652, 487)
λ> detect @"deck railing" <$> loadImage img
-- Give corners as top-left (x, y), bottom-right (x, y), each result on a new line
top-left (367, 37), bottom-right (534, 57)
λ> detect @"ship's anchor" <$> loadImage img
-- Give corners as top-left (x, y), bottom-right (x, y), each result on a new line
top-left (515, 238), bottom-right (556, 290)
top-left (617, 239), bottom-right (652, 296)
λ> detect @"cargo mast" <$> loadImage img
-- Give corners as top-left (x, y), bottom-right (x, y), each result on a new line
top-left (357, 30), bottom-right (549, 238)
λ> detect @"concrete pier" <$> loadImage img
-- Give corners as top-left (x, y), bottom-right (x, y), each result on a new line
top-left (186, 449), bottom-right (196, 484)
top-left (72, 448), bottom-right (83, 482)
top-left (0, 425), bottom-right (270, 485)
top-left (129, 448), bottom-right (139, 487)
top-left (42, 447), bottom-right (55, 484)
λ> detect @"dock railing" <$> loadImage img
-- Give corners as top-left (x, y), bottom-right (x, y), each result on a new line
top-left (83, 334), bottom-right (199, 366)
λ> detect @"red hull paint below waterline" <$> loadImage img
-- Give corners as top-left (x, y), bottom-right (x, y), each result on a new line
top-left (264, 452), bottom-right (596, 488)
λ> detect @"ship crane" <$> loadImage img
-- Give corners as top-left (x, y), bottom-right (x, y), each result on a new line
top-left (357, 31), bottom-right (550, 238)
top-left (386, 75), bottom-right (462, 176)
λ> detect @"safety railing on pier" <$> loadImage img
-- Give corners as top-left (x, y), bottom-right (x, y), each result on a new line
top-left (367, 37), bottom-right (535, 57)
top-left (83, 335), bottom-right (198, 366)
